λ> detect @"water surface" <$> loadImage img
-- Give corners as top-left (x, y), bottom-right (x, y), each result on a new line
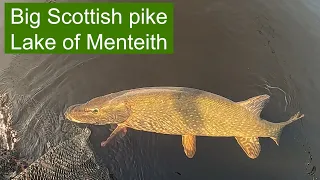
top-left (0, 0), bottom-right (319, 179)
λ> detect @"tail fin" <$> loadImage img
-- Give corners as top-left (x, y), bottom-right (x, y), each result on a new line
top-left (281, 112), bottom-right (305, 126)
top-left (270, 112), bottom-right (305, 146)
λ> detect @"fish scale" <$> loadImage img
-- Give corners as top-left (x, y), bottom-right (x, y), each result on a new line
top-left (124, 92), bottom-right (263, 137)
top-left (64, 87), bottom-right (304, 159)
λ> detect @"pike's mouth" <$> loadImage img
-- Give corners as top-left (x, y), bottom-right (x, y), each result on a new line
top-left (64, 104), bottom-right (83, 123)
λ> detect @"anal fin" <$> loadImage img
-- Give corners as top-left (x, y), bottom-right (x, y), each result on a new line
top-left (182, 135), bottom-right (196, 158)
top-left (101, 124), bottom-right (127, 147)
top-left (235, 137), bottom-right (261, 159)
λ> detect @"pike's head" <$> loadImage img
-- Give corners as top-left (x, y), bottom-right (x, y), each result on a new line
top-left (64, 95), bottom-right (130, 125)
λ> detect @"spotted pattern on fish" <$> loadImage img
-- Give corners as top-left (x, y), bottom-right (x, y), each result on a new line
top-left (235, 137), bottom-right (261, 159)
top-left (121, 88), bottom-right (269, 137)
top-left (64, 87), bottom-right (305, 159)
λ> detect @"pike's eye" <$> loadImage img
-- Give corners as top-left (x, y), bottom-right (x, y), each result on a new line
top-left (92, 109), bottom-right (99, 113)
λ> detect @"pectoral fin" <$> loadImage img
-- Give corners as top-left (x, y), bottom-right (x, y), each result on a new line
top-left (101, 124), bottom-right (127, 147)
top-left (235, 137), bottom-right (261, 159)
top-left (109, 124), bottom-right (117, 131)
top-left (182, 135), bottom-right (196, 158)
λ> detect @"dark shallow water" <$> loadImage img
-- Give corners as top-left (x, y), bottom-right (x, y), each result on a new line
top-left (1, 0), bottom-right (320, 180)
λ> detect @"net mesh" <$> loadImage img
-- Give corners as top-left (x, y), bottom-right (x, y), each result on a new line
top-left (0, 92), bottom-right (112, 180)
top-left (12, 128), bottom-right (111, 180)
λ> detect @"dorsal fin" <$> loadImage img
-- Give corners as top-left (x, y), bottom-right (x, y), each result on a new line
top-left (237, 95), bottom-right (270, 116)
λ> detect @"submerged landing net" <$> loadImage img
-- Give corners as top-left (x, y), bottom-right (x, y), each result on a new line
top-left (12, 128), bottom-right (111, 180)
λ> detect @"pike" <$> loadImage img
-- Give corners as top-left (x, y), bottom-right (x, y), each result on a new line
top-left (64, 87), bottom-right (304, 159)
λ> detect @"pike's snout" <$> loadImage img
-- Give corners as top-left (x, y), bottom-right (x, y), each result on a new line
top-left (64, 104), bottom-right (80, 121)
